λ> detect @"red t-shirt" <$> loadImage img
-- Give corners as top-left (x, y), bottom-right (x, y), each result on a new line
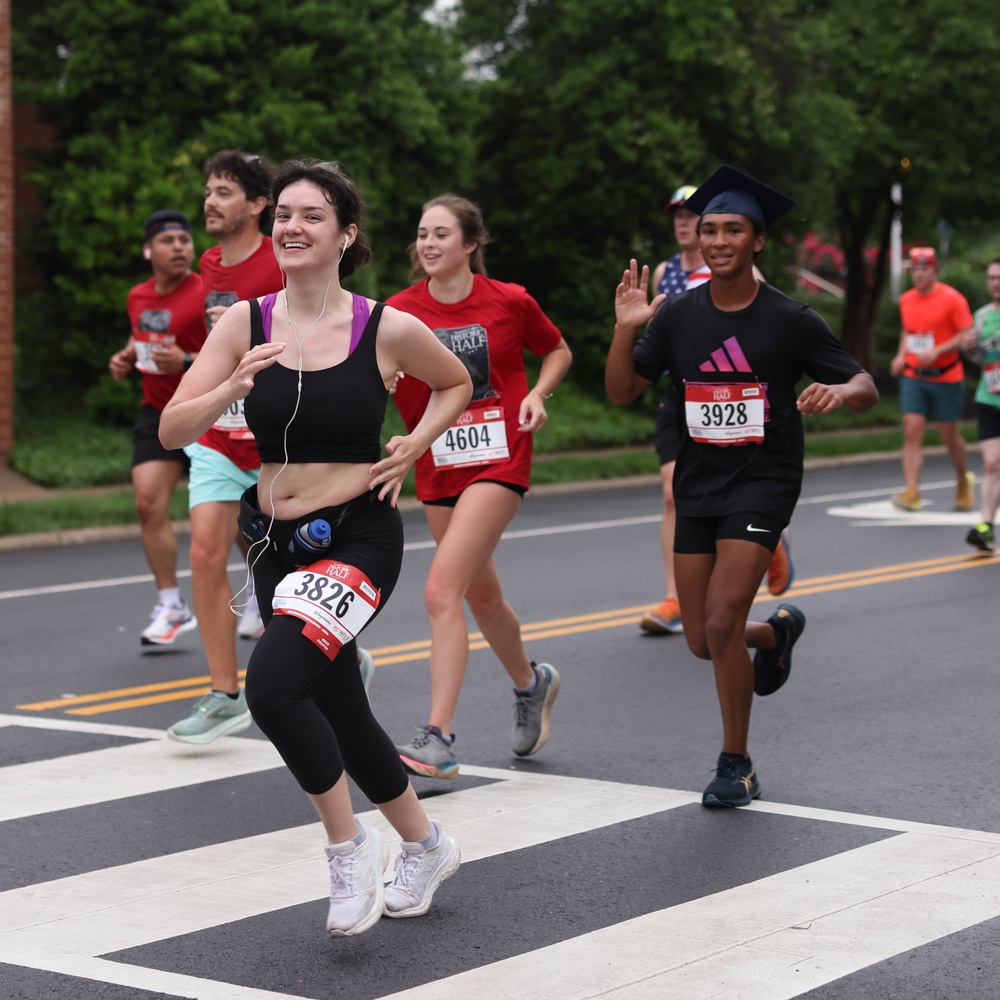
top-left (197, 238), bottom-right (283, 469)
top-left (126, 272), bottom-right (205, 412)
top-left (899, 281), bottom-right (973, 384)
top-left (388, 275), bottom-right (563, 501)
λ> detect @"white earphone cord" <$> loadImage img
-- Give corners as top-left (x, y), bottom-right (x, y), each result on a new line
top-left (229, 242), bottom-right (347, 615)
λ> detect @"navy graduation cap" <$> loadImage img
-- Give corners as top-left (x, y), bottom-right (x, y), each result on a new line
top-left (685, 165), bottom-right (796, 231)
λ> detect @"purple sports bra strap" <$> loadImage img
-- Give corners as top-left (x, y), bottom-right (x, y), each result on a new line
top-left (260, 292), bottom-right (279, 343)
top-left (350, 293), bottom-right (371, 355)
top-left (257, 291), bottom-right (368, 352)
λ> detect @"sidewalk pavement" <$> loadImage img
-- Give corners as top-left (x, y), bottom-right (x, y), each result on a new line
top-left (0, 461), bottom-right (53, 504)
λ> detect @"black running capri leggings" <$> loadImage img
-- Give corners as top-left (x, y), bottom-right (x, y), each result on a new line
top-left (240, 486), bottom-right (408, 802)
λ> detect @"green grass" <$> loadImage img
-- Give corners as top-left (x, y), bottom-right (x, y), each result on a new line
top-left (6, 388), bottom-right (971, 538)
top-left (10, 419), bottom-right (135, 488)
top-left (0, 489), bottom-right (191, 536)
top-left (804, 422), bottom-right (977, 460)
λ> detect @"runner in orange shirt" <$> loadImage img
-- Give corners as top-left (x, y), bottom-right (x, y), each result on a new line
top-left (889, 247), bottom-right (975, 511)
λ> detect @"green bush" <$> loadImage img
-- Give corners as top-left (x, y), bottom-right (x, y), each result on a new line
top-left (11, 419), bottom-right (132, 487)
top-left (83, 374), bottom-right (142, 427)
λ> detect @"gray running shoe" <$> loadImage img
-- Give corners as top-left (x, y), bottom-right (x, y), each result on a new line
top-left (324, 823), bottom-right (387, 938)
top-left (396, 726), bottom-right (459, 779)
top-left (511, 662), bottom-right (560, 757)
top-left (167, 687), bottom-right (252, 745)
top-left (383, 819), bottom-right (461, 918)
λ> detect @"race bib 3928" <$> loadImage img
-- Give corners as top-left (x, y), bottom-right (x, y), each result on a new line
top-left (684, 382), bottom-right (765, 446)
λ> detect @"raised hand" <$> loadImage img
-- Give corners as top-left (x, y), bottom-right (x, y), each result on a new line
top-left (615, 259), bottom-right (665, 330)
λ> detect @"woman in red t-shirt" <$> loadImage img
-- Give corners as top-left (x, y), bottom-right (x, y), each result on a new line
top-left (389, 195), bottom-right (572, 780)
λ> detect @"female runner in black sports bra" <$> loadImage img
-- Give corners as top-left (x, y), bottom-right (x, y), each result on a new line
top-left (160, 159), bottom-right (472, 939)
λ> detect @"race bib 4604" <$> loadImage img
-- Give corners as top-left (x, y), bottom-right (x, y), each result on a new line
top-left (272, 560), bottom-right (380, 661)
top-left (430, 407), bottom-right (509, 468)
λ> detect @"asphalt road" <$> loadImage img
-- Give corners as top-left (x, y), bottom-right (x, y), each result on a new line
top-left (1, 453), bottom-right (998, 999)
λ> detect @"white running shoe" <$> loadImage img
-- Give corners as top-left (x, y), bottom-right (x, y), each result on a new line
top-left (383, 820), bottom-right (460, 918)
top-left (358, 647), bottom-right (375, 699)
top-left (237, 596), bottom-right (264, 640)
top-left (324, 824), bottom-right (387, 938)
top-left (141, 600), bottom-right (197, 647)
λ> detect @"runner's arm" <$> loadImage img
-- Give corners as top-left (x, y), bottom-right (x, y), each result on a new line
top-left (109, 338), bottom-right (137, 380)
top-left (369, 307), bottom-right (473, 505)
top-left (159, 300), bottom-right (284, 450)
top-left (915, 323), bottom-right (975, 367)
top-left (519, 336), bottom-right (572, 432)
top-left (796, 371), bottom-right (878, 415)
top-left (606, 260), bottom-right (660, 404)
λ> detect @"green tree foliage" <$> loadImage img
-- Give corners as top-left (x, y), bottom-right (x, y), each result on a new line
top-left (13, 0), bottom-right (475, 401)
top-left (785, 1), bottom-right (1000, 372)
top-left (12, 0), bottom-right (1000, 409)
top-left (459, 0), bottom-right (1000, 383)
top-left (457, 0), bottom-right (820, 383)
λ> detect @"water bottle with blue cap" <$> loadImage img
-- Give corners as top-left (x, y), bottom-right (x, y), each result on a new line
top-left (292, 518), bottom-right (331, 555)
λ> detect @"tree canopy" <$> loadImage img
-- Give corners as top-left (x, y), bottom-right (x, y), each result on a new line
top-left (12, 0), bottom-right (1000, 407)
top-left (13, 0), bottom-right (475, 394)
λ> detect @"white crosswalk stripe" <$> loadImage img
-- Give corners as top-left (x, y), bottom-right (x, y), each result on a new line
top-left (2, 719), bottom-right (1000, 999)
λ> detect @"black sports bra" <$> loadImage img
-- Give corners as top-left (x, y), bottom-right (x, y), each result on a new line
top-left (243, 294), bottom-right (388, 464)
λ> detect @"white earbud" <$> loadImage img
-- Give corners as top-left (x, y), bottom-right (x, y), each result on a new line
top-left (143, 248), bottom-right (152, 260)
top-left (343, 237), bottom-right (350, 251)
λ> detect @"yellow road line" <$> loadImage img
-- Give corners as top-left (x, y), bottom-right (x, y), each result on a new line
top-left (18, 671), bottom-right (248, 711)
top-left (14, 553), bottom-right (993, 716)
top-left (68, 689), bottom-right (216, 715)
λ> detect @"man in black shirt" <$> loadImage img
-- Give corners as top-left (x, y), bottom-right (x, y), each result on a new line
top-left (606, 165), bottom-right (878, 807)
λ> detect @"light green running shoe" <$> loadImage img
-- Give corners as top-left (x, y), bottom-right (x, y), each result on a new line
top-left (358, 647), bottom-right (375, 700)
top-left (167, 688), bottom-right (252, 745)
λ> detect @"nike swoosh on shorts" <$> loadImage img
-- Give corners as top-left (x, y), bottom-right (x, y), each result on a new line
top-left (746, 525), bottom-right (771, 533)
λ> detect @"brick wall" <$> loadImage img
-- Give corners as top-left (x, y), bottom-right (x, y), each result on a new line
top-left (0, 0), bottom-right (13, 457)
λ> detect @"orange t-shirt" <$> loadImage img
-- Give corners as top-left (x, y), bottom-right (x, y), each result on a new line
top-left (898, 282), bottom-right (973, 384)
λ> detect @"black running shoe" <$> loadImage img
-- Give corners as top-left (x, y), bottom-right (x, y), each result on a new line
top-left (702, 752), bottom-right (761, 808)
top-left (753, 603), bottom-right (805, 696)
top-left (966, 523), bottom-right (995, 553)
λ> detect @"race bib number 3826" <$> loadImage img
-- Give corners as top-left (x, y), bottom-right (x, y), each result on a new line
top-left (272, 560), bottom-right (380, 660)
top-left (684, 382), bottom-right (765, 446)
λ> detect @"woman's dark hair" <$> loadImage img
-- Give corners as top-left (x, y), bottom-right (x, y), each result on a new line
top-left (408, 194), bottom-right (491, 280)
top-left (270, 159), bottom-right (372, 279)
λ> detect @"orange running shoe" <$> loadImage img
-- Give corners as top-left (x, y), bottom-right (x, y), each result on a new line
top-left (639, 597), bottom-right (684, 635)
top-left (890, 488), bottom-right (922, 511)
top-left (955, 472), bottom-right (976, 511)
top-left (766, 532), bottom-right (794, 596)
